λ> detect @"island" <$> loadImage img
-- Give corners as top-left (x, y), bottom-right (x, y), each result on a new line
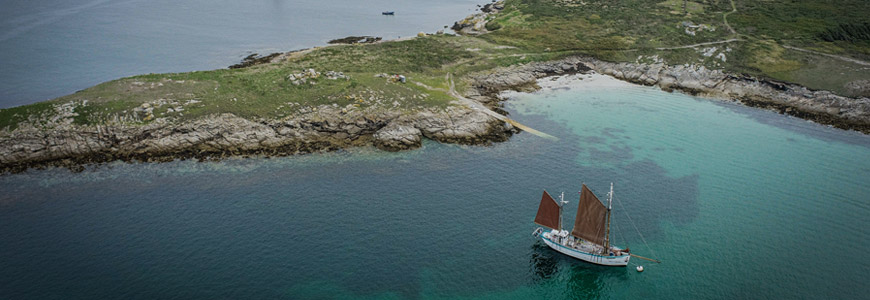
top-left (2, 0), bottom-right (869, 172)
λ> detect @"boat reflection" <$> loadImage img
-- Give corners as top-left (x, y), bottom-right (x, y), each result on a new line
top-left (528, 242), bottom-right (558, 281)
top-left (530, 241), bottom-right (630, 298)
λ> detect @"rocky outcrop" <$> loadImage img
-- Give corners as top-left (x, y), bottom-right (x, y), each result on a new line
top-left (327, 36), bottom-right (382, 45)
top-left (412, 106), bottom-right (511, 144)
top-left (469, 56), bottom-right (592, 97)
top-left (0, 103), bottom-right (510, 173)
top-left (373, 123), bottom-right (421, 151)
top-left (452, 1), bottom-right (505, 35)
top-left (229, 53), bottom-right (282, 69)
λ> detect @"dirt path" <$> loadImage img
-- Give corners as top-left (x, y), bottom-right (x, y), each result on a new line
top-left (718, 0), bottom-right (869, 67)
top-left (723, 0), bottom-right (738, 35)
top-left (655, 38), bottom-right (742, 50)
top-left (782, 45), bottom-right (870, 67)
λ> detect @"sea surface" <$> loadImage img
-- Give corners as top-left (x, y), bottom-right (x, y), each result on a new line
top-left (0, 0), bottom-right (484, 108)
top-left (1, 74), bottom-right (868, 299)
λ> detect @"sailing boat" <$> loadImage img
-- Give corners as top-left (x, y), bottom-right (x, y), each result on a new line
top-left (532, 183), bottom-right (631, 266)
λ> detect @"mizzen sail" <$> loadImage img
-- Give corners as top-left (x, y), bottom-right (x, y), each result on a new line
top-left (534, 191), bottom-right (561, 230)
top-left (571, 184), bottom-right (608, 246)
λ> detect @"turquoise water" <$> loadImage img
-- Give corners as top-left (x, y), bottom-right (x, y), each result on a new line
top-left (1, 75), bottom-right (869, 299)
top-left (0, 0), bottom-right (483, 107)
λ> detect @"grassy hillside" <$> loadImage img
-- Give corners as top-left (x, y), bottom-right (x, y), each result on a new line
top-left (484, 0), bottom-right (870, 96)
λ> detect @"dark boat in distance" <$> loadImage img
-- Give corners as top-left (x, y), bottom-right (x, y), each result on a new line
top-left (382, 11), bottom-right (394, 15)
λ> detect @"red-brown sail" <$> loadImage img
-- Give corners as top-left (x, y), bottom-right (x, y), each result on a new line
top-left (571, 184), bottom-right (608, 246)
top-left (534, 191), bottom-right (561, 230)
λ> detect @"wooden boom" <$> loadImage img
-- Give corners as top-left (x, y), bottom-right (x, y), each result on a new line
top-left (630, 253), bottom-right (661, 263)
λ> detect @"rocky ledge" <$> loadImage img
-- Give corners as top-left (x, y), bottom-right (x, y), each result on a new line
top-left (469, 56), bottom-right (870, 133)
top-left (0, 103), bottom-right (511, 173)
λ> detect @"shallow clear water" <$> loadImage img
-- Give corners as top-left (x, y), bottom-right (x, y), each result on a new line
top-left (1, 75), bottom-right (869, 299)
top-left (0, 0), bottom-right (483, 107)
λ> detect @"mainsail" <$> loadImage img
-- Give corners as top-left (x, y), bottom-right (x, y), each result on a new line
top-left (534, 191), bottom-right (561, 230)
top-left (571, 184), bottom-right (608, 246)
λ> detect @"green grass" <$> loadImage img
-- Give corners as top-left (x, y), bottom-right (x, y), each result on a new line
top-left (657, 0), bottom-right (706, 15)
top-left (0, 101), bottom-right (55, 131)
top-left (1, 36), bottom-right (485, 129)
top-left (482, 0), bottom-right (870, 96)
top-left (482, 0), bottom-right (732, 53)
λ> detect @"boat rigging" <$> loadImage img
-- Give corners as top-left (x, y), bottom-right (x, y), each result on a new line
top-left (532, 183), bottom-right (660, 266)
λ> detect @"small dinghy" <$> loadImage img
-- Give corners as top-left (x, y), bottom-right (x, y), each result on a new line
top-left (382, 11), bottom-right (394, 15)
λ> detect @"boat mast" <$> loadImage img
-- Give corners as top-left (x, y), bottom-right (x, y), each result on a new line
top-left (604, 182), bottom-right (613, 253)
top-left (559, 192), bottom-right (567, 231)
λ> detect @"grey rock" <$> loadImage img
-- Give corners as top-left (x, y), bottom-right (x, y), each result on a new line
top-left (373, 123), bottom-right (422, 151)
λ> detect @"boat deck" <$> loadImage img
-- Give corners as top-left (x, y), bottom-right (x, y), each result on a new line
top-left (545, 230), bottom-right (627, 256)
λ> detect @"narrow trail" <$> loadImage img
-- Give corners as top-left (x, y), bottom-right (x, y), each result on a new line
top-left (782, 45), bottom-right (870, 67)
top-left (719, 0), bottom-right (869, 67)
top-left (655, 38), bottom-right (742, 50)
top-left (444, 73), bottom-right (558, 141)
top-left (723, 0), bottom-right (738, 35)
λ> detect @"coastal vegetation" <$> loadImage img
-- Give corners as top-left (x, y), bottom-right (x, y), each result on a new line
top-left (5, 0), bottom-right (869, 130)
top-left (483, 0), bottom-right (870, 96)
top-left (0, 34), bottom-right (559, 130)
top-left (1, 0), bottom-right (869, 171)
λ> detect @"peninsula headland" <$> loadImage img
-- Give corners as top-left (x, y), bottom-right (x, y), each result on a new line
top-left (2, 0), bottom-right (869, 173)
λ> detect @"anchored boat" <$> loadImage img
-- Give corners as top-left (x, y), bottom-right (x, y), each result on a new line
top-left (532, 183), bottom-right (630, 266)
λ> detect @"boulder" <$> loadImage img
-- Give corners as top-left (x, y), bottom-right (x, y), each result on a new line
top-left (373, 123), bottom-right (422, 151)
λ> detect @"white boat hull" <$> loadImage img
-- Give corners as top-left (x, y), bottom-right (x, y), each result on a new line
top-left (541, 232), bottom-right (630, 266)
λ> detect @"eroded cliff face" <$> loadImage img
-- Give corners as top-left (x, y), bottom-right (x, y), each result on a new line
top-left (0, 103), bottom-right (511, 172)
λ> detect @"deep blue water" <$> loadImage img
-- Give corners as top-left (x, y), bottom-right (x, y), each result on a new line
top-left (0, 0), bottom-right (484, 108)
top-left (2, 75), bottom-right (868, 299)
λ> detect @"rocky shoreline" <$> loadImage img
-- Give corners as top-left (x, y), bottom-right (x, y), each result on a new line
top-left (3, 54), bottom-right (869, 173)
top-left (469, 56), bottom-right (870, 133)
top-left (588, 60), bottom-right (870, 133)
top-left (0, 101), bottom-right (512, 173)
